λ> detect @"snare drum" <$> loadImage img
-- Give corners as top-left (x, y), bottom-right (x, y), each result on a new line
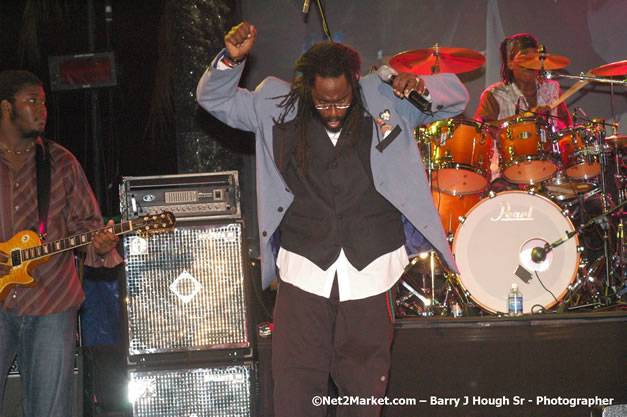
top-left (452, 191), bottom-right (579, 314)
top-left (555, 125), bottom-right (601, 180)
top-left (425, 119), bottom-right (492, 195)
top-left (543, 170), bottom-right (595, 201)
top-left (499, 117), bottom-right (559, 184)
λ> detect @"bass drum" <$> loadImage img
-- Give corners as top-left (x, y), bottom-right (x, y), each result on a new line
top-left (452, 191), bottom-right (579, 314)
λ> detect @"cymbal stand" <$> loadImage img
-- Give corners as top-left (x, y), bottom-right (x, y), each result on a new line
top-left (400, 256), bottom-right (435, 316)
top-left (430, 43), bottom-right (440, 74)
top-left (594, 125), bottom-right (614, 289)
top-left (422, 131), bottom-right (434, 190)
top-left (429, 251), bottom-right (438, 308)
top-left (543, 71), bottom-right (627, 87)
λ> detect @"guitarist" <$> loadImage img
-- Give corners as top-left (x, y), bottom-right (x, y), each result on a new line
top-left (0, 70), bottom-right (121, 416)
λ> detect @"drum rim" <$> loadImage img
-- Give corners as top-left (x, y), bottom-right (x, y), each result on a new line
top-left (451, 190), bottom-right (580, 314)
top-left (501, 116), bottom-right (550, 129)
top-left (431, 118), bottom-right (491, 130)
top-left (501, 156), bottom-right (560, 184)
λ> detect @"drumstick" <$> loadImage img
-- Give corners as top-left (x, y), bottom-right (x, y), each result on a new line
top-left (549, 71), bottom-right (592, 110)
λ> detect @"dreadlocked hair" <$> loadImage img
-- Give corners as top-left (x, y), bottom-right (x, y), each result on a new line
top-left (274, 42), bottom-right (364, 173)
top-left (499, 33), bottom-right (539, 84)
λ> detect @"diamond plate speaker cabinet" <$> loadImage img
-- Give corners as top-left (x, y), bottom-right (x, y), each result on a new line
top-left (128, 361), bottom-right (255, 417)
top-left (122, 219), bottom-right (252, 364)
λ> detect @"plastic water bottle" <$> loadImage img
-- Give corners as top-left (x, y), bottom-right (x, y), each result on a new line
top-left (508, 283), bottom-right (523, 316)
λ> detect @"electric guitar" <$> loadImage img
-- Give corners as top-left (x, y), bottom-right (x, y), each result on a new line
top-left (0, 211), bottom-right (176, 300)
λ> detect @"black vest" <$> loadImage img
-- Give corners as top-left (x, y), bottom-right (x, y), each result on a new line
top-left (273, 112), bottom-right (405, 271)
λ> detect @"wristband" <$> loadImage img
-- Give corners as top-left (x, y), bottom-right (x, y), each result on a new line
top-left (223, 52), bottom-right (246, 67)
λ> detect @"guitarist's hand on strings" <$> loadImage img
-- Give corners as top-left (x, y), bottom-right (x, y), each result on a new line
top-left (93, 219), bottom-right (120, 257)
top-left (0, 251), bottom-right (9, 277)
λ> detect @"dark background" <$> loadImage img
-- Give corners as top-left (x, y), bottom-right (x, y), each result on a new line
top-left (2, 1), bottom-right (625, 415)
top-left (2, 0), bottom-right (625, 229)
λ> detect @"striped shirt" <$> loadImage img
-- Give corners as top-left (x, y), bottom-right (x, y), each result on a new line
top-left (0, 139), bottom-right (115, 315)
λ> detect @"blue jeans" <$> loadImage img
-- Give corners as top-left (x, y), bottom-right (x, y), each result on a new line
top-left (0, 307), bottom-right (78, 417)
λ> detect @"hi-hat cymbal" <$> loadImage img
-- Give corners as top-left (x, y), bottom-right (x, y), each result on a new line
top-left (515, 53), bottom-right (570, 70)
top-left (605, 135), bottom-right (627, 149)
top-left (389, 46), bottom-right (486, 75)
top-left (591, 60), bottom-right (627, 77)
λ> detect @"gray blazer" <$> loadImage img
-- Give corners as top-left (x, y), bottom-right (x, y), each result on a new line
top-left (197, 50), bottom-right (470, 289)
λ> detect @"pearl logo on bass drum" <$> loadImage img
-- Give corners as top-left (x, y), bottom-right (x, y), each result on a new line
top-left (490, 201), bottom-right (534, 222)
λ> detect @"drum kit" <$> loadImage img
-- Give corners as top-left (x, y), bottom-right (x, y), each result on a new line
top-left (391, 46), bottom-right (627, 317)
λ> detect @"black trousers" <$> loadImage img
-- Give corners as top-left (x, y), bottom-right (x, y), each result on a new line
top-left (272, 278), bottom-right (396, 417)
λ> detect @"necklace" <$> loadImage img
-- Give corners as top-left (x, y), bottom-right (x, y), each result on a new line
top-left (0, 141), bottom-right (36, 155)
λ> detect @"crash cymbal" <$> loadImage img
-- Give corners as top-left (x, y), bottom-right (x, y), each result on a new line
top-left (515, 53), bottom-right (570, 70)
top-left (605, 135), bottom-right (627, 149)
top-left (389, 45), bottom-right (486, 75)
top-left (590, 60), bottom-right (627, 77)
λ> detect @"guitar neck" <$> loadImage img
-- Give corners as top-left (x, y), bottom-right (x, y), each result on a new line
top-left (23, 221), bottom-right (136, 261)
top-left (8, 211), bottom-right (174, 275)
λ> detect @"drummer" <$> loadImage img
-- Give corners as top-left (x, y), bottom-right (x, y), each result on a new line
top-left (474, 33), bottom-right (572, 190)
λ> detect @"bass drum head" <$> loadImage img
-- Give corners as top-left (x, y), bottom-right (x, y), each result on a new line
top-left (452, 191), bottom-right (579, 314)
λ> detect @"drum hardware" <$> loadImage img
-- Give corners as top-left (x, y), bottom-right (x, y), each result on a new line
top-left (398, 257), bottom-right (437, 317)
top-left (540, 197), bottom-right (627, 290)
top-left (542, 70), bottom-right (627, 87)
top-left (397, 278), bottom-right (433, 317)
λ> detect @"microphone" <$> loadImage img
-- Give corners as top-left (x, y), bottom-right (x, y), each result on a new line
top-left (530, 244), bottom-right (550, 263)
top-left (377, 65), bottom-right (432, 114)
top-left (302, 0), bottom-right (311, 14)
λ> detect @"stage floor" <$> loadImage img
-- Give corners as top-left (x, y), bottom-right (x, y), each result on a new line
top-left (258, 311), bottom-right (627, 417)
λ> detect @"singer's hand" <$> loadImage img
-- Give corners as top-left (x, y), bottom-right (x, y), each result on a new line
top-left (225, 22), bottom-right (257, 61)
top-left (391, 72), bottom-right (425, 99)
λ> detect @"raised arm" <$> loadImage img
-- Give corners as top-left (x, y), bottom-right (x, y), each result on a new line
top-left (195, 22), bottom-right (260, 132)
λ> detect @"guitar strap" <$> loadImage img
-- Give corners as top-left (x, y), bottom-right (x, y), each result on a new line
top-left (35, 139), bottom-right (51, 241)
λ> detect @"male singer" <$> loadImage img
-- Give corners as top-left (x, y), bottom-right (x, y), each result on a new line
top-left (197, 22), bottom-right (468, 417)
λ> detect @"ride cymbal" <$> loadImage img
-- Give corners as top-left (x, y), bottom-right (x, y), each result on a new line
top-left (605, 135), bottom-right (627, 149)
top-left (590, 60), bottom-right (627, 77)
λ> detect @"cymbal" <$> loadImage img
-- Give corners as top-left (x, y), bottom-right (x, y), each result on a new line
top-left (514, 53), bottom-right (570, 70)
top-left (605, 135), bottom-right (627, 149)
top-left (389, 46), bottom-right (486, 75)
top-left (591, 60), bottom-right (627, 77)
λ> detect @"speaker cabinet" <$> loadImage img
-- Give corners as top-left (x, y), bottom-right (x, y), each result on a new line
top-left (122, 219), bottom-right (252, 363)
top-left (128, 361), bottom-right (256, 417)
